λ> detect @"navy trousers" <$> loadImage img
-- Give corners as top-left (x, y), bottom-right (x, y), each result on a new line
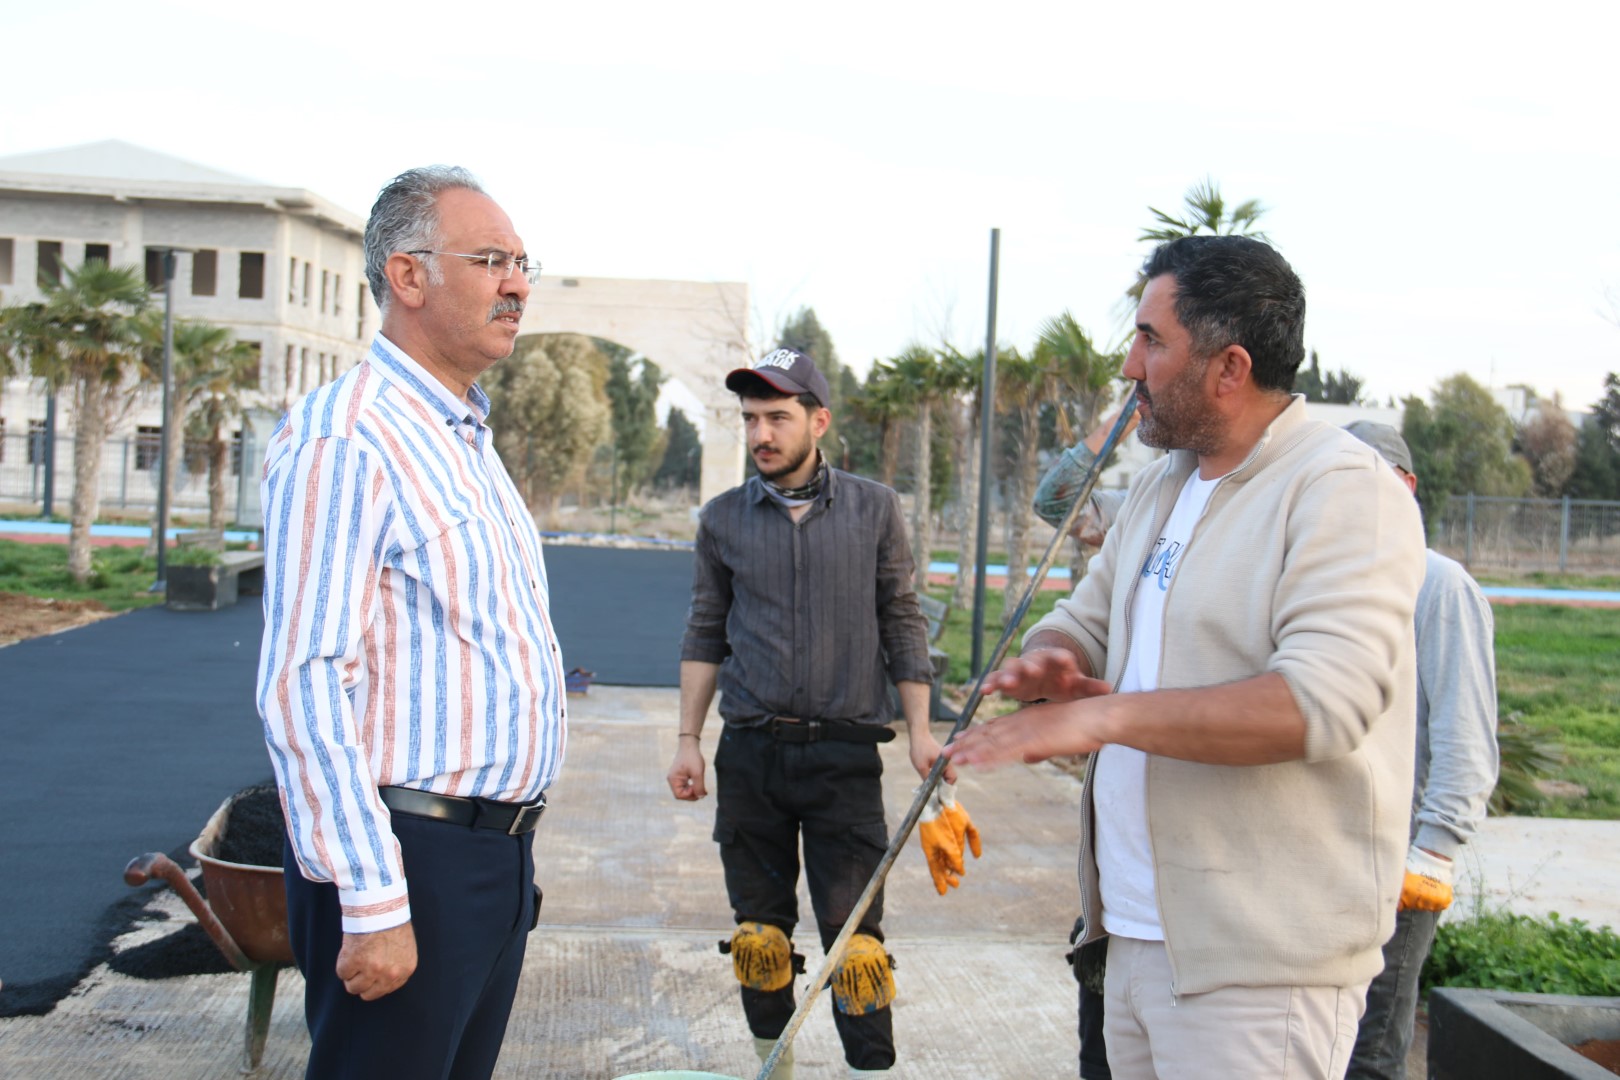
top-left (712, 724), bottom-right (895, 1071)
top-left (283, 812), bottom-right (539, 1080)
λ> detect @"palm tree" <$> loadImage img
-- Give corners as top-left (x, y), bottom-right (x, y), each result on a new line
top-left (0, 301), bottom-right (53, 386)
top-left (22, 262), bottom-right (150, 582)
top-left (1036, 313), bottom-right (1127, 585)
top-left (883, 345), bottom-right (953, 590)
top-left (937, 347), bottom-right (987, 610)
top-left (1037, 312), bottom-right (1124, 440)
top-left (1140, 177), bottom-right (1269, 244)
top-left (138, 316), bottom-right (261, 541)
top-left (1127, 178), bottom-right (1270, 301)
top-left (851, 365), bottom-right (910, 489)
top-left (992, 346), bottom-right (1049, 623)
top-left (183, 331), bottom-right (262, 528)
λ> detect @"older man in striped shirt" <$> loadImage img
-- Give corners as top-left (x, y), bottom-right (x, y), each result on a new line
top-left (257, 166), bottom-right (563, 1080)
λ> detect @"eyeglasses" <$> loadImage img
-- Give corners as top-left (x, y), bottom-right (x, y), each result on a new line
top-left (406, 250), bottom-right (542, 285)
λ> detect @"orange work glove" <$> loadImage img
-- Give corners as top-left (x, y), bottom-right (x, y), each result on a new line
top-left (916, 783), bottom-right (982, 895)
top-left (1399, 845), bottom-right (1455, 912)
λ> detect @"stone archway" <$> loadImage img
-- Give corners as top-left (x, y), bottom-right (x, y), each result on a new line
top-left (517, 276), bottom-right (751, 506)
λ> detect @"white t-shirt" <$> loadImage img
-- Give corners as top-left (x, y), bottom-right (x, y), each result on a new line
top-left (1096, 470), bottom-right (1222, 940)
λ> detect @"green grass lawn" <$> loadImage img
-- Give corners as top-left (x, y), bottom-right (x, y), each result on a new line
top-left (926, 583), bottom-right (1620, 820)
top-left (0, 538), bottom-right (164, 612)
top-left (1492, 603), bottom-right (1620, 819)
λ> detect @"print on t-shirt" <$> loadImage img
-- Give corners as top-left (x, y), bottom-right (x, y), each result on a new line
top-left (1140, 538), bottom-right (1184, 591)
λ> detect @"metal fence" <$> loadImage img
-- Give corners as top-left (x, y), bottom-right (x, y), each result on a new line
top-left (0, 430), bottom-right (265, 522)
top-left (1429, 494), bottom-right (1620, 575)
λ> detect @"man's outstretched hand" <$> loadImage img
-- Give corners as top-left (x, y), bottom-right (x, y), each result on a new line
top-left (944, 697), bottom-right (1112, 769)
top-left (981, 646), bottom-right (1111, 706)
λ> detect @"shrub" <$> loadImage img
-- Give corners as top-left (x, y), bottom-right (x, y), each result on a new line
top-left (167, 545), bottom-right (222, 567)
top-left (1423, 910), bottom-right (1620, 998)
top-left (1491, 712), bottom-right (1564, 814)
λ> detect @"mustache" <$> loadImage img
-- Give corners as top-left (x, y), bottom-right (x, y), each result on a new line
top-left (1135, 380), bottom-right (1151, 405)
top-left (488, 298), bottom-right (525, 322)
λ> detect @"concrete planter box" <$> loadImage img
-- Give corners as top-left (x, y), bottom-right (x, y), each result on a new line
top-left (1429, 988), bottom-right (1620, 1079)
top-left (165, 563), bottom-right (239, 612)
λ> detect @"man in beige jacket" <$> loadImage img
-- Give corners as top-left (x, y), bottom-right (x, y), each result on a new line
top-left (947, 235), bottom-right (1427, 1079)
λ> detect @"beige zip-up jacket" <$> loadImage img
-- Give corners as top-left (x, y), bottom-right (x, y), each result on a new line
top-left (1033, 396), bottom-right (1426, 996)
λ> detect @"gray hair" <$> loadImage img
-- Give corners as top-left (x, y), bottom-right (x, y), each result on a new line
top-left (363, 165), bottom-right (488, 312)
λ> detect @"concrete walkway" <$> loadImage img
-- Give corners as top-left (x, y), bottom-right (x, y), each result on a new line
top-left (0, 686), bottom-right (1090, 1079)
top-left (2, 685), bottom-right (1615, 1079)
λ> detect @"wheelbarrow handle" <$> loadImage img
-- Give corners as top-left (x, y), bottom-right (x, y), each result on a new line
top-left (124, 851), bottom-right (254, 973)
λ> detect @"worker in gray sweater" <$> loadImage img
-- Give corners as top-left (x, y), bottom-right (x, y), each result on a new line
top-left (1342, 420), bottom-right (1500, 1080)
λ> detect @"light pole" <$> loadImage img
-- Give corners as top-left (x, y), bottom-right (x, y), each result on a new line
top-left (150, 246), bottom-right (191, 591)
top-left (971, 228), bottom-right (1000, 676)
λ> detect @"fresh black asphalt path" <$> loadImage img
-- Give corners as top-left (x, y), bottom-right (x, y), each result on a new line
top-left (0, 544), bottom-right (692, 1016)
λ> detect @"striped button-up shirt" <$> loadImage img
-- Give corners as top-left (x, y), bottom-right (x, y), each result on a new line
top-left (257, 335), bottom-right (567, 933)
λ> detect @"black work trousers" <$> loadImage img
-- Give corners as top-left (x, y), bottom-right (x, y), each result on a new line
top-left (712, 723), bottom-right (895, 1071)
top-left (283, 812), bottom-right (539, 1080)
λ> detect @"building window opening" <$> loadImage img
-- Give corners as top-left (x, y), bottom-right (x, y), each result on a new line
top-left (239, 252), bottom-right (266, 299)
top-left (240, 341), bottom-right (262, 389)
top-left (144, 248), bottom-right (168, 291)
top-left (0, 238), bottom-right (14, 285)
top-left (192, 249), bottom-right (218, 296)
top-left (37, 241), bottom-right (64, 288)
top-left (84, 243), bottom-right (111, 266)
top-left (134, 425), bottom-right (162, 471)
top-left (27, 419), bottom-right (48, 465)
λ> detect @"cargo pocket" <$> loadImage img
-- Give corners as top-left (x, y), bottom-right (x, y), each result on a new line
top-left (529, 884), bottom-right (543, 932)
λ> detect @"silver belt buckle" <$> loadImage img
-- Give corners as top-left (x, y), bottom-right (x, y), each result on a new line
top-left (507, 793), bottom-right (548, 835)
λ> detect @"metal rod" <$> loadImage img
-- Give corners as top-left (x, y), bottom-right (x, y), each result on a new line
top-left (154, 250), bottom-right (176, 590)
top-left (971, 228), bottom-right (1000, 676)
top-left (756, 386), bottom-right (1138, 1080)
top-left (41, 390), bottom-right (57, 517)
top-left (1559, 495), bottom-right (1570, 574)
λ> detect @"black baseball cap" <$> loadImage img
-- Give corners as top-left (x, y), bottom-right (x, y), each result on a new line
top-left (725, 348), bottom-right (831, 409)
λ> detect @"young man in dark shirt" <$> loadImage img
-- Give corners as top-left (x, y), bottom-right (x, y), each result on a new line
top-left (666, 347), bottom-right (972, 1079)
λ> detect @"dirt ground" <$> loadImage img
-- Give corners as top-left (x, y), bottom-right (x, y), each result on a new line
top-left (0, 592), bottom-right (120, 647)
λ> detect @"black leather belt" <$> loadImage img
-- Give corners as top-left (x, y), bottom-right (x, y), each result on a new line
top-left (379, 786), bottom-right (547, 835)
top-left (766, 718), bottom-right (896, 744)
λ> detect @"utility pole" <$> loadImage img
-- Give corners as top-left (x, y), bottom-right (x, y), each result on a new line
top-left (152, 248), bottom-right (181, 591)
top-left (971, 228), bottom-right (999, 677)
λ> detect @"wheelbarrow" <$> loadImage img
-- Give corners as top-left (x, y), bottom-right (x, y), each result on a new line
top-left (124, 790), bottom-right (293, 1073)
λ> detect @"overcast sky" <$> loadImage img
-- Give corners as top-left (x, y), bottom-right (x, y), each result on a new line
top-left (6, 0), bottom-right (1617, 413)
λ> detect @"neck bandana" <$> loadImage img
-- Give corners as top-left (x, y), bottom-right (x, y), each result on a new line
top-left (764, 449), bottom-right (828, 503)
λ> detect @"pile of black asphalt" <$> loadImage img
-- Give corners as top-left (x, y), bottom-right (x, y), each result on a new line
top-left (0, 543), bottom-right (693, 1017)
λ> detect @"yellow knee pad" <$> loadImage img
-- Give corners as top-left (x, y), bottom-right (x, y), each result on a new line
top-left (830, 933), bottom-right (895, 1015)
top-left (725, 921), bottom-right (795, 992)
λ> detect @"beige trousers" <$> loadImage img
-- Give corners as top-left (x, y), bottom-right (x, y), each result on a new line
top-left (1102, 936), bottom-right (1368, 1079)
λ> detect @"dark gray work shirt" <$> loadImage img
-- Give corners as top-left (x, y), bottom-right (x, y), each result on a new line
top-left (680, 468), bottom-right (933, 727)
